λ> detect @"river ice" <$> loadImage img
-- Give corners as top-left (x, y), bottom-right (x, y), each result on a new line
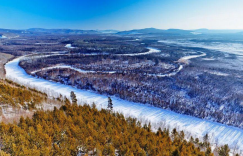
top-left (5, 56), bottom-right (243, 153)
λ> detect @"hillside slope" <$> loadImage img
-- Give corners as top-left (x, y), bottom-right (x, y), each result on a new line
top-left (0, 104), bottom-right (214, 156)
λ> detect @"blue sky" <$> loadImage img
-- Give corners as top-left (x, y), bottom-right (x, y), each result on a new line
top-left (0, 0), bottom-right (242, 30)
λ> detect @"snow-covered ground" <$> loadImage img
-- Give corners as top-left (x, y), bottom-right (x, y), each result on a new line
top-left (5, 56), bottom-right (243, 154)
top-left (206, 71), bottom-right (229, 76)
top-left (178, 52), bottom-right (206, 64)
top-left (30, 65), bottom-right (116, 74)
top-left (116, 47), bottom-right (161, 56)
top-left (158, 39), bottom-right (243, 56)
top-left (190, 32), bottom-right (202, 35)
top-left (30, 63), bottom-right (177, 77)
top-left (149, 65), bottom-right (183, 77)
top-left (35, 42), bottom-right (58, 45)
top-left (154, 52), bottom-right (206, 77)
top-left (65, 44), bottom-right (75, 49)
top-left (0, 35), bottom-right (7, 39)
top-left (202, 57), bottom-right (215, 61)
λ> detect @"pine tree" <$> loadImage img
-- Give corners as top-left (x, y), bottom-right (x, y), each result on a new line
top-left (203, 133), bottom-right (210, 148)
top-left (172, 128), bottom-right (178, 140)
top-left (64, 97), bottom-right (71, 105)
top-left (70, 91), bottom-right (77, 105)
top-left (107, 97), bottom-right (113, 111)
top-left (205, 147), bottom-right (212, 156)
top-left (0, 104), bottom-right (213, 156)
top-left (173, 149), bottom-right (180, 156)
top-left (218, 145), bottom-right (230, 156)
top-left (190, 136), bottom-right (194, 143)
top-left (156, 127), bottom-right (162, 136)
top-left (147, 122), bottom-right (151, 132)
top-left (179, 131), bottom-right (185, 140)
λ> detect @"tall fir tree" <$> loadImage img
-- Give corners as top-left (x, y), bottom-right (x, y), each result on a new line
top-left (70, 91), bottom-right (77, 105)
top-left (107, 97), bottom-right (113, 111)
top-left (218, 144), bottom-right (230, 156)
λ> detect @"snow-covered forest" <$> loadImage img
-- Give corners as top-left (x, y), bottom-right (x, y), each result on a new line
top-left (19, 48), bottom-right (243, 129)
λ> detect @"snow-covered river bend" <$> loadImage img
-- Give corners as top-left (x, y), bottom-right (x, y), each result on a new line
top-left (29, 48), bottom-right (205, 77)
top-left (4, 51), bottom-right (243, 154)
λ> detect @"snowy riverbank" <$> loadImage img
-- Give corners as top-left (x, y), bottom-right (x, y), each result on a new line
top-left (5, 56), bottom-right (243, 154)
top-left (116, 47), bottom-right (161, 56)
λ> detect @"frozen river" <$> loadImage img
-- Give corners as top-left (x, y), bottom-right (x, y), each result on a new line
top-left (4, 56), bottom-right (243, 154)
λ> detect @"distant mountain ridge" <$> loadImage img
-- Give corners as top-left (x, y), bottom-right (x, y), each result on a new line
top-left (27, 28), bottom-right (100, 34)
top-left (117, 28), bottom-right (191, 35)
top-left (0, 27), bottom-right (243, 35)
top-left (0, 28), bottom-right (118, 35)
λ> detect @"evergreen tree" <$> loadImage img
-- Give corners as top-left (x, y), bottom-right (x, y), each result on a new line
top-left (203, 133), bottom-right (210, 148)
top-left (107, 97), bottom-right (113, 111)
top-left (190, 136), bottom-right (194, 143)
top-left (70, 91), bottom-right (77, 105)
top-left (172, 128), bottom-right (178, 140)
top-left (218, 144), bottom-right (230, 156)
top-left (179, 131), bottom-right (185, 140)
top-left (64, 97), bottom-right (71, 105)
top-left (205, 147), bottom-right (212, 156)
top-left (156, 127), bottom-right (162, 136)
top-left (0, 104), bottom-right (214, 156)
top-left (147, 122), bottom-right (151, 132)
top-left (173, 149), bottom-right (180, 156)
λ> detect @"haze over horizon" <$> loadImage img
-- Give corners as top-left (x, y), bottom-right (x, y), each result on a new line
top-left (0, 0), bottom-right (243, 30)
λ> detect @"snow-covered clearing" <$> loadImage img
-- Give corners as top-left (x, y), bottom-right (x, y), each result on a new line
top-left (158, 39), bottom-right (243, 56)
top-left (35, 42), bottom-right (58, 45)
top-left (5, 56), bottom-right (243, 154)
top-left (65, 44), bottom-right (75, 49)
top-left (150, 65), bottom-right (183, 77)
top-left (30, 65), bottom-right (116, 74)
top-left (206, 71), bottom-right (229, 77)
top-left (116, 47), bottom-right (161, 56)
top-left (178, 52), bottom-right (206, 64)
top-left (155, 52), bottom-right (206, 77)
top-left (202, 58), bottom-right (215, 61)
top-left (190, 32), bottom-right (202, 35)
top-left (0, 35), bottom-right (7, 39)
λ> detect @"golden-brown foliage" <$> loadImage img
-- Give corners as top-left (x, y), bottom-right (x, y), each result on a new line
top-left (0, 104), bottom-right (212, 156)
top-left (0, 80), bottom-right (46, 109)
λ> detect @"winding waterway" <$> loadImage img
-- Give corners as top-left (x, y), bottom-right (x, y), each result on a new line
top-left (4, 50), bottom-right (243, 153)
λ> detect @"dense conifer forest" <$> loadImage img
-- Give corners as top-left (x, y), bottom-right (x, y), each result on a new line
top-left (0, 79), bottom-right (233, 155)
top-left (0, 103), bottom-right (217, 156)
top-left (0, 80), bottom-right (46, 109)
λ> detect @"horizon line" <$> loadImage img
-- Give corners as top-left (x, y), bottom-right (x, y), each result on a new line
top-left (1, 27), bottom-right (243, 31)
